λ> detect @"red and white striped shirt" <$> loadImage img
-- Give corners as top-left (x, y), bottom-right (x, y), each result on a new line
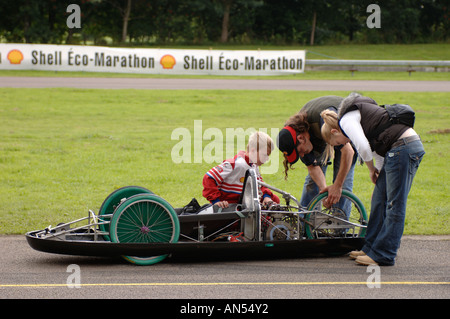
top-left (202, 151), bottom-right (279, 204)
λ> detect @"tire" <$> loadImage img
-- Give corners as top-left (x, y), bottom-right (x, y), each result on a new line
top-left (239, 169), bottom-right (262, 241)
top-left (305, 190), bottom-right (367, 239)
top-left (109, 194), bottom-right (180, 265)
top-left (240, 169), bottom-right (260, 212)
top-left (98, 186), bottom-right (153, 241)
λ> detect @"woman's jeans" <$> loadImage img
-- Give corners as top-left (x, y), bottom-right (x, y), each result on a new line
top-left (362, 139), bottom-right (425, 265)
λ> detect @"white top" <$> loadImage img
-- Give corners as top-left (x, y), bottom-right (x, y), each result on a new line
top-left (340, 110), bottom-right (385, 170)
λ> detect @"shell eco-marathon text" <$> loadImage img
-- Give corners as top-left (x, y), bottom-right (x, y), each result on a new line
top-left (30, 50), bottom-right (156, 69)
top-left (29, 50), bottom-right (303, 73)
top-left (0, 44), bottom-right (305, 76)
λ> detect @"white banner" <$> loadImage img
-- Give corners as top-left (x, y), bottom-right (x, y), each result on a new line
top-left (0, 44), bottom-right (305, 76)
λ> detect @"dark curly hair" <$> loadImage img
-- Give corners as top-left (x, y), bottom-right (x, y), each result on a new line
top-left (282, 111), bottom-right (309, 179)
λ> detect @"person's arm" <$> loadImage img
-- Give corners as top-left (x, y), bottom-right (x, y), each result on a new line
top-left (202, 161), bottom-right (233, 205)
top-left (321, 143), bottom-right (354, 206)
top-left (202, 174), bottom-right (221, 203)
top-left (340, 110), bottom-right (378, 183)
top-left (202, 176), bottom-right (231, 208)
top-left (306, 164), bottom-right (327, 191)
top-left (365, 159), bottom-right (379, 184)
top-left (340, 110), bottom-right (372, 162)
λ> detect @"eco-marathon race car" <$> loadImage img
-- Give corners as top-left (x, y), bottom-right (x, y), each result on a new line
top-left (26, 168), bottom-right (367, 265)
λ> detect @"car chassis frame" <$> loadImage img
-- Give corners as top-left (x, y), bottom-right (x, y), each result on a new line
top-left (26, 169), bottom-right (367, 265)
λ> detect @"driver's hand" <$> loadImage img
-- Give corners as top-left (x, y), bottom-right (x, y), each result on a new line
top-left (214, 201), bottom-right (229, 208)
top-left (262, 197), bottom-right (273, 206)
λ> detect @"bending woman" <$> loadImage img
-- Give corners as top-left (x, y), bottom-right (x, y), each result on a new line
top-left (320, 93), bottom-right (425, 266)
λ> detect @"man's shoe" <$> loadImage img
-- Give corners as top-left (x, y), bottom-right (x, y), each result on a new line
top-left (349, 250), bottom-right (366, 259)
top-left (355, 255), bottom-right (378, 266)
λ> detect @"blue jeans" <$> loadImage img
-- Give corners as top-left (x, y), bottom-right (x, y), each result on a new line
top-left (362, 140), bottom-right (425, 265)
top-left (300, 146), bottom-right (357, 215)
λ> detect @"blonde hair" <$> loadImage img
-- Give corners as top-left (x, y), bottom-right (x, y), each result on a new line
top-left (247, 131), bottom-right (274, 153)
top-left (320, 109), bottom-right (341, 163)
top-left (320, 110), bottom-right (340, 143)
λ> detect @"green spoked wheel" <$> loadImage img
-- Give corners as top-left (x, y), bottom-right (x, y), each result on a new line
top-left (109, 194), bottom-right (180, 265)
top-left (305, 190), bottom-right (368, 239)
top-left (98, 186), bottom-right (153, 241)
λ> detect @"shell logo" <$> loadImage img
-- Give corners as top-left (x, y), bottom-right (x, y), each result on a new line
top-left (7, 49), bottom-right (24, 64)
top-left (160, 54), bottom-right (176, 69)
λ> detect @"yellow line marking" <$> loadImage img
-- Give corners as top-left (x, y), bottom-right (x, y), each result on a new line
top-left (1, 281), bottom-right (449, 288)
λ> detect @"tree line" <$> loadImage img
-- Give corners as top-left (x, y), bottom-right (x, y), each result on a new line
top-left (0, 0), bottom-right (448, 46)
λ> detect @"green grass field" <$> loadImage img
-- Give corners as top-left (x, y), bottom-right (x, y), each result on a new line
top-left (0, 88), bottom-right (448, 235)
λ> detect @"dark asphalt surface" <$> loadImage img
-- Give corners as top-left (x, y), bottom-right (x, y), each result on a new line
top-left (1, 235), bottom-right (449, 299)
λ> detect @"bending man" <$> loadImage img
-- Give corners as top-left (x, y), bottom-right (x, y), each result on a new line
top-left (277, 95), bottom-right (357, 208)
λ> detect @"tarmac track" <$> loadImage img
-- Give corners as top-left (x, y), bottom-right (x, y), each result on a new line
top-left (0, 76), bottom-right (449, 91)
top-left (0, 235), bottom-right (449, 302)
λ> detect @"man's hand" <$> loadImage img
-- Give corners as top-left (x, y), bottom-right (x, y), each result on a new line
top-left (320, 184), bottom-right (342, 208)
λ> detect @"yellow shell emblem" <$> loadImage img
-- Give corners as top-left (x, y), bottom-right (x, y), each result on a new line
top-left (160, 54), bottom-right (176, 69)
top-left (7, 49), bottom-right (24, 64)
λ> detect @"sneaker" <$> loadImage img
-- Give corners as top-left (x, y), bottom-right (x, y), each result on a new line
top-left (349, 250), bottom-right (366, 259)
top-left (355, 255), bottom-right (378, 266)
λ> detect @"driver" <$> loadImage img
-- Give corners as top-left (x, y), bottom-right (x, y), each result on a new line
top-left (276, 95), bottom-right (357, 208)
top-left (202, 131), bottom-right (280, 212)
